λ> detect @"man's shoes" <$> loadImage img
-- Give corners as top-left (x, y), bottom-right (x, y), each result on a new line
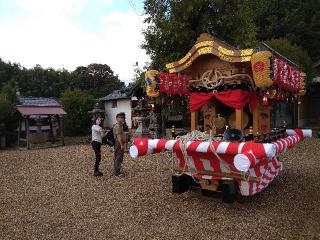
top-left (115, 173), bottom-right (125, 178)
top-left (94, 170), bottom-right (103, 177)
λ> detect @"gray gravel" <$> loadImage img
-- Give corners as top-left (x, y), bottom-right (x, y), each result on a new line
top-left (1, 138), bottom-right (320, 240)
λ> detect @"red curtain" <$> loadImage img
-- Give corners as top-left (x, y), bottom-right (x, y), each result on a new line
top-left (189, 89), bottom-right (259, 112)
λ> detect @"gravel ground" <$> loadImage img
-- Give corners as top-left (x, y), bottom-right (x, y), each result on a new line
top-left (1, 138), bottom-right (320, 240)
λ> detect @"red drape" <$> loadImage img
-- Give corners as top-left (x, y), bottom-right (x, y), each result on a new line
top-left (189, 89), bottom-right (259, 112)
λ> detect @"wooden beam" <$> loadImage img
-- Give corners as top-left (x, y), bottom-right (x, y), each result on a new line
top-left (253, 103), bottom-right (260, 134)
top-left (175, 169), bottom-right (260, 182)
top-left (259, 106), bottom-right (270, 133)
top-left (191, 111), bottom-right (198, 131)
top-left (17, 118), bottom-right (21, 147)
top-left (195, 169), bottom-right (260, 182)
top-left (204, 102), bottom-right (216, 133)
top-left (26, 117), bottom-right (30, 149)
top-left (235, 109), bottom-right (243, 130)
top-left (48, 115), bottom-right (54, 142)
top-left (58, 115), bottom-right (65, 146)
top-left (161, 97), bottom-right (166, 137)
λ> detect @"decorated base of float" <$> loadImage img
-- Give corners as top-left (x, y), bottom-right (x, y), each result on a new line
top-left (132, 33), bottom-right (311, 203)
top-left (130, 128), bottom-right (311, 202)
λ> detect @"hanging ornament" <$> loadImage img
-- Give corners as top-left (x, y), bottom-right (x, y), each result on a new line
top-left (298, 97), bottom-right (302, 105)
top-left (270, 89), bottom-right (277, 99)
top-left (265, 90), bottom-right (270, 98)
top-left (262, 96), bottom-right (269, 107)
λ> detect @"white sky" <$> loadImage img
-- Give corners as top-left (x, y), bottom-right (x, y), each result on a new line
top-left (0, 0), bottom-right (149, 84)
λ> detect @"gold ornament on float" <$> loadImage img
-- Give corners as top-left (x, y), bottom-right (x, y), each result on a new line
top-left (227, 111), bottom-right (249, 129)
top-left (145, 70), bottom-right (160, 98)
top-left (251, 51), bottom-right (273, 88)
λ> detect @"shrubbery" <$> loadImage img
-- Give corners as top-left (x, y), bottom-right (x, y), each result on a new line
top-left (60, 89), bottom-right (95, 136)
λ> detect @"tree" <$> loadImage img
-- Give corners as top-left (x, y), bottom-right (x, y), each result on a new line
top-left (0, 81), bottom-right (18, 146)
top-left (73, 64), bottom-right (124, 98)
top-left (266, 39), bottom-right (312, 70)
top-left (60, 89), bottom-right (95, 136)
top-left (266, 38), bottom-right (314, 84)
top-left (0, 80), bottom-right (18, 103)
top-left (142, 0), bottom-right (258, 69)
top-left (249, 0), bottom-right (320, 61)
top-left (143, 0), bottom-right (320, 70)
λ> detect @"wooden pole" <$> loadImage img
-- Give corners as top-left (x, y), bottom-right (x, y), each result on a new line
top-left (253, 103), bottom-right (260, 134)
top-left (191, 111), bottom-right (198, 131)
top-left (161, 97), bottom-right (166, 138)
top-left (48, 115), bottom-right (54, 142)
top-left (58, 115), bottom-right (65, 146)
top-left (26, 117), bottom-right (30, 149)
top-left (17, 118), bottom-right (21, 147)
top-left (235, 109), bottom-right (243, 130)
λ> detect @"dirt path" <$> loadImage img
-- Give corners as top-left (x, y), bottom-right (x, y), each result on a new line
top-left (1, 138), bottom-right (319, 239)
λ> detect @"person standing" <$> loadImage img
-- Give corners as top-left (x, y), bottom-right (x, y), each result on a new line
top-left (91, 116), bottom-right (107, 177)
top-left (113, 112), bottom-right (126, 177)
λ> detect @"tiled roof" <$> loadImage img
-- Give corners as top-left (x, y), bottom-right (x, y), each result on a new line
top-left (100, 83), bottom-right (138, 101)
top-left (18, 97), bottom-right (61, 106)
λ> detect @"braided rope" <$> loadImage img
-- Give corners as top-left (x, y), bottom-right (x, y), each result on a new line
top-left (175, 130), bottom-right (251, 182)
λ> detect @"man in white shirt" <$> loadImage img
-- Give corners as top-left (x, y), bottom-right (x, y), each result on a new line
top-left (91, 116), bottom-right (107, 176)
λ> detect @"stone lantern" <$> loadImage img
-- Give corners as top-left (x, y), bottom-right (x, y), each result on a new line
top-left (88, 103), bottom-right (105, 126)
top-left (132, 99), bottom-right (149, 138)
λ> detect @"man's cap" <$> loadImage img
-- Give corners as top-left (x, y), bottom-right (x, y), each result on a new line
top-left (116, 112), bottom-right (126, 118)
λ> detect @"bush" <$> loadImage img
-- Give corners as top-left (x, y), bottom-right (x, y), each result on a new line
top-left (60, 89), bottom-right (95, 136)
top-left (0, 99), bottom-right (18, 146)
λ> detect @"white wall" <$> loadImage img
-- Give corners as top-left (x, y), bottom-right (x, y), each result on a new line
top-left (104, 99), bottom-right (132, 128)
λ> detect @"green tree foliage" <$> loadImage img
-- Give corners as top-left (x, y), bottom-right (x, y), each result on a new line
top-left (266, 38), bottom-right (316, 93)
top-left (60, 89), bottom-right (95, 136)
top-left (143, 0), bottom-right (257, 69)
top-left (266, 39), bottom-right (312, 73)
top-left (0, 58), bottom-right (125, 137)
top-left (0, 80), bottom-right (18, 103)
top-left (0, 81), bottom-right (18, 145)
top-left (0, 98), bottom-right (15, 123)
top-left (142, 0), bottom-right (319, 68)
top-left (73, 63), bottom-right (124, 98)
top-left (0, 58), bottom-right (124, 99)
top-left (250, 0), bottom-right (320, 61)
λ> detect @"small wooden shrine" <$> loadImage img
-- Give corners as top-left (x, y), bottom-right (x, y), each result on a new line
top-left (16, 97), bottom-right (66, 149)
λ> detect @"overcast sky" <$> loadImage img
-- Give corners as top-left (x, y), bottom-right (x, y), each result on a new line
top-left (0, 0), bottom-right (149, 84)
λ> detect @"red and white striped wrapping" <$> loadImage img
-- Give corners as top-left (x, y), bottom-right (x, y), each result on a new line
top-left (234, 129), bottom-right (311, 172)
top-left (130, 138), bottom-right (276, 159)
top-left (130, 138), bottom-right (177, 158)
top-left (273, 135), bottom-right (300, 154)
top-left (286, 129), bottom-right (312, 138)
top-left (130, 129), bottom-right (311, 196)
top-left (238, 157), bottom-right (283, 196)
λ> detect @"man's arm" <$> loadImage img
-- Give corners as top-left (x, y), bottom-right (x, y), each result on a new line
top-left (116, 134), bottom-right (124, 149)
top-left (114, 125), bottom-right (124, 149)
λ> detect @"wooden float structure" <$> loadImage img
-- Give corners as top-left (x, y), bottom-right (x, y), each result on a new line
top-left (133, 33), bottom-right (310, 203)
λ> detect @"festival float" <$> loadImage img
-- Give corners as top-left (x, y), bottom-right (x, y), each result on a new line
top-left (130, 33), bottom-right (311, 203)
